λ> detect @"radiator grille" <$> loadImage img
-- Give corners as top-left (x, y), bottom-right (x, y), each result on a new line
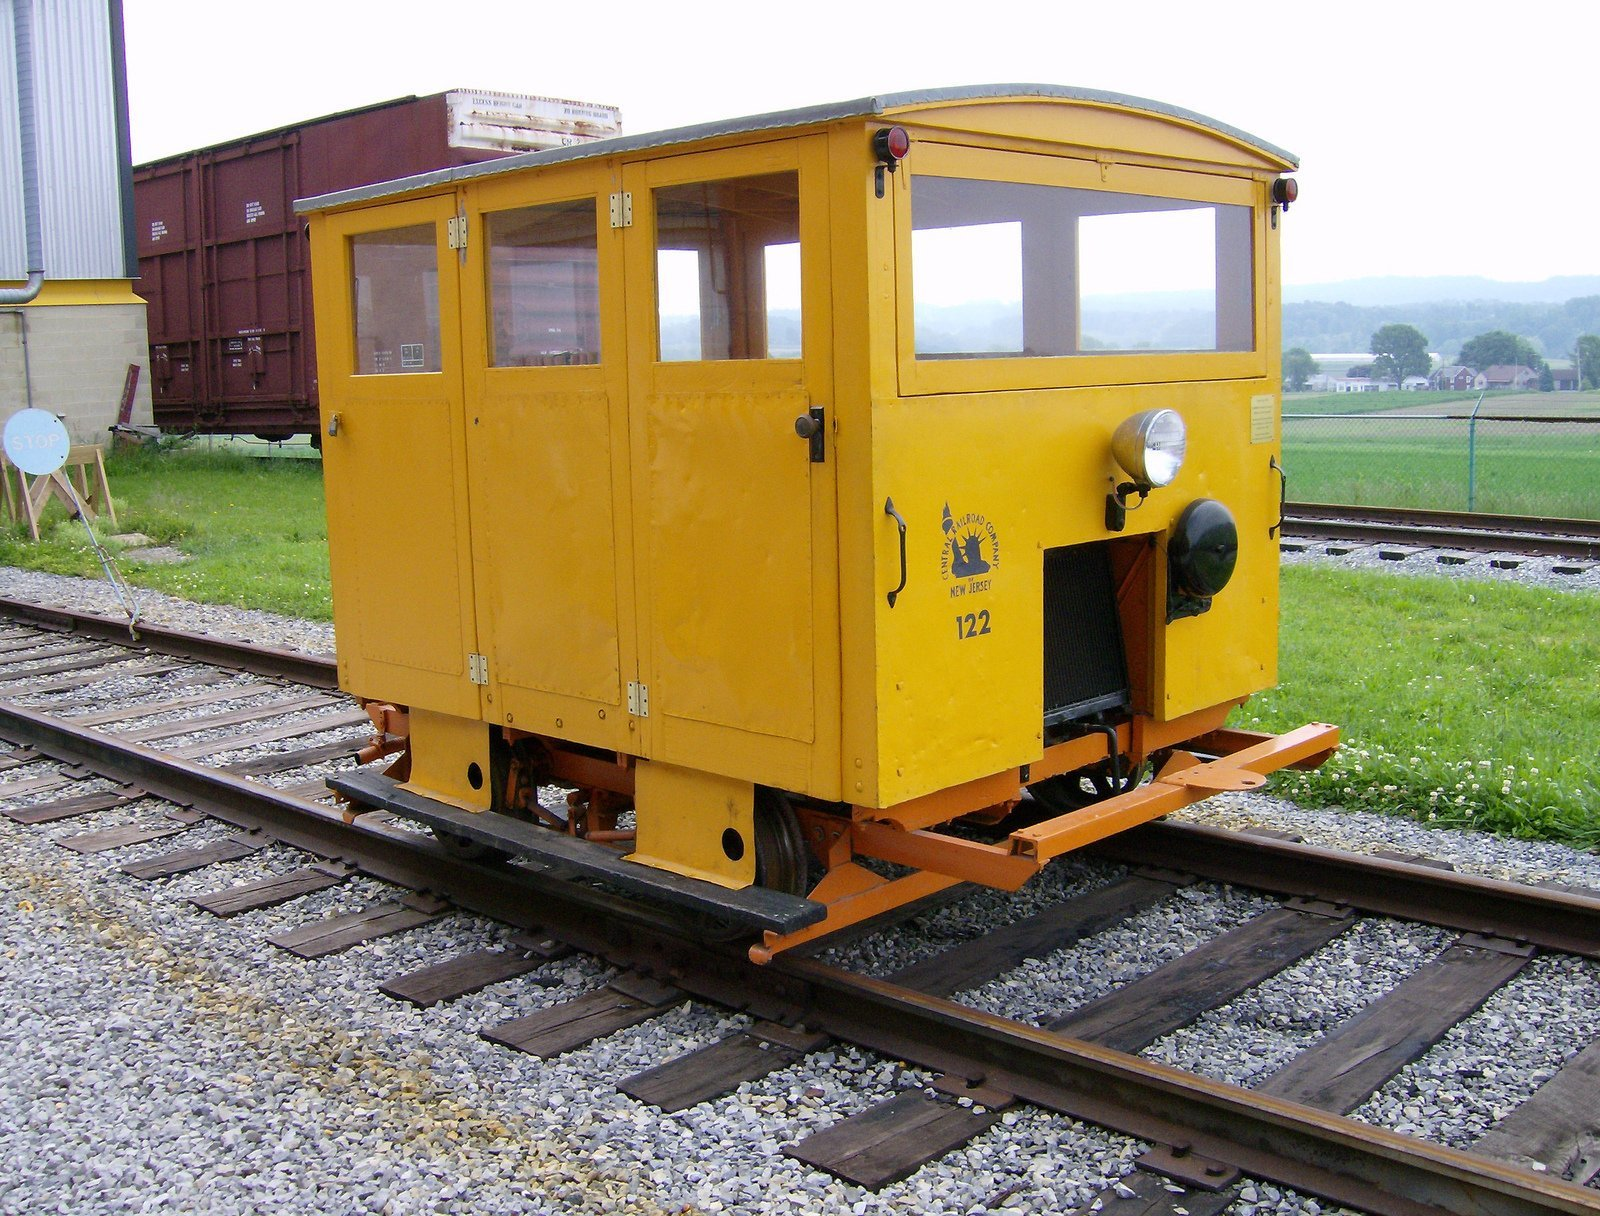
top-left (1042, 542), bottom-right (1130, 729)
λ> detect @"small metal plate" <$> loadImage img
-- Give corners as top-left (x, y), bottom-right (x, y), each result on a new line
top-left (1164, 767), bottom-right (1267, 792)
top-left (1137, 1143), bottom-right (1240, 1190)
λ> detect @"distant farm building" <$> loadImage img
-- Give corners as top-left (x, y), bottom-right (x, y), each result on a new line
top-left (1321, 377), bottom-right (1398, 393)
top-left (1302, 351), bottom-right (1441, 394)
top-left (1474, 365), bottom-right (1540, 391)
top-left (1548, 363), bottom-right (1580, 391)
top-left (1430, 365), bottom-right (1475, 391)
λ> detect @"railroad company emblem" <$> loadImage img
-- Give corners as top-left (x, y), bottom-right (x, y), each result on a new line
top-left (941, 503), bottom-right (1000, 597)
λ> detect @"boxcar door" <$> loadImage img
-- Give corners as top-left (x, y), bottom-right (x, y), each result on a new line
top-left (317, 195), bottom-right (483, 720)
top-left (620, 138), bottom-right (839, 795)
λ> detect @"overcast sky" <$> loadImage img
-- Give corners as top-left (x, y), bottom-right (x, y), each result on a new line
top-left (121, 0), bottom-right (1597, 289)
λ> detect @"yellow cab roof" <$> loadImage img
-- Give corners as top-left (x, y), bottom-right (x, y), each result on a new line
top-left (294, 84), bottom-right (1298, 216)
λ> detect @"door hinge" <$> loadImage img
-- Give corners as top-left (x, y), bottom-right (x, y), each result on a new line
top-left (447, 212), bottom-right (469, 250)
top-left (468, 652), bottom-right (489, 685)
top-left (609, 192), bottom-right (633, 229)
top-left (627, 680), bottom-right (649, 717)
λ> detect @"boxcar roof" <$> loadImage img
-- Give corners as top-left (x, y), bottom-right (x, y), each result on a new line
top-left (295, 84), bottom-right (1297, 215)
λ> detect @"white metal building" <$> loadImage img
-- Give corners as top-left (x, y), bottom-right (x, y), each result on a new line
top-left (1, 0), bottom-right (153, 442)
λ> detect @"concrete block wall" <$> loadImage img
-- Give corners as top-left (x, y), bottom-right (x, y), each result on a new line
top-left (0, 302), bottom-right (154, 444)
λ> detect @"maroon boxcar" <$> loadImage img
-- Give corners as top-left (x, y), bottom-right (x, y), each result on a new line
top-left (134, 90), bottom-right (620, 439)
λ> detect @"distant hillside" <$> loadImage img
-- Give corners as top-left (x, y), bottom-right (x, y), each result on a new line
top-left (842, 275), bottom-right (1600, 361)
top-left (1284, 275), bottom-right (1600, 306)
top-left (1283, 295), bottom-right (1600, 361)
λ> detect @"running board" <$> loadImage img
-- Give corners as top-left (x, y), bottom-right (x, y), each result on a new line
top-left (329, 770), bottom-right (826, 936)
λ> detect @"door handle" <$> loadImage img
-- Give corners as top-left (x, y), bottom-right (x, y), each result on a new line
top-left (884, 497), bottom-right (908, 607)
top-left (794, 407), bottom-right (825, 463)
top-left (1270, 455), bottom-right (1287, 538)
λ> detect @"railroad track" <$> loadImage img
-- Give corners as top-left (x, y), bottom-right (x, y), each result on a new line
top-left (1282, 503), bottom-right (1600, 562)
top-left (2, 595), bottom-right (1599, 1215)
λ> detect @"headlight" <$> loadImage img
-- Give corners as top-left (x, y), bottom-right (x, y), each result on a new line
top-left (1111, 409), bottom-right (1186, 489)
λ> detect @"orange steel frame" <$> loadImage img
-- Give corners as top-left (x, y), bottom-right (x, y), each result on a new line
top-left (751, 721), bottom-right (1339, 962)
top-left (353, 694), bottom-right (1337, 963)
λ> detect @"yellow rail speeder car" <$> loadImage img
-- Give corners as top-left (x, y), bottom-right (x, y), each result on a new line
top-left (301, 85), bottom-right (1336, 961)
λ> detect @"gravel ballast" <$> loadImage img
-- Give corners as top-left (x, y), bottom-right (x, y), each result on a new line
top-left (0, 567), bottom-right (335, 656)
top-left (3, 563), bottom-right (1598, 1214)
top-left (1282, 540), bottom-right (1600, 594)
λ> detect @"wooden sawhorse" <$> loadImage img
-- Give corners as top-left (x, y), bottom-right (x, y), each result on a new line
top-left (1, 444), bottom-right (118, 541)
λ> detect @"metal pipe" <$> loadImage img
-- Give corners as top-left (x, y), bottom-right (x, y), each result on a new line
top-left (1467, 389), bottom-right (1487, 512)
top-left (1086, 722), bottom-right (1123, 791)
top-left (0, 0), bottom-right (44, 305)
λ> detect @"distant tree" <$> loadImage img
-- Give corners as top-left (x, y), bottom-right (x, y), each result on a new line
top-left (1282, 347), bottom-right (1319, 391)
top-left (1370, 323), bottom-right (1430, 384)
top-left (1346, 364), bottom-right (1372, 378)
top-left (1577, 334), bottom-right (1600, 389)
top-left (1538, 365), bottom-right (1554, 392)
top-left (1457, 329), bottom-right (1545, 372)
top-left (1284, 295), bottom-right (1600, 365)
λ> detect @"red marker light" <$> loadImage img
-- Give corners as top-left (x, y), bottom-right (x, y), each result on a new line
top-left (1272, 177), bottom-right (1298, 208)
top-left (873, 126), bottom-right (911, 166)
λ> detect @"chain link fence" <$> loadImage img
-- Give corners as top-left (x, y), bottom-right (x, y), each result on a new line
top-left (1281, 393), bottom-right (1600, 520)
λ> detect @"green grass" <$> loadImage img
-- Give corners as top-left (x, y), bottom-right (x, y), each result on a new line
top-left (0, 445), bottom-right (331, 620)
top-left (1282, 417), bottom-right (1600, 517)
top-left (1238, 565), bottom-right (1600, 849)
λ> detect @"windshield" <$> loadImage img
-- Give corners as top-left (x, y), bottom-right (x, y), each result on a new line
top-left (911, 175), bottom-right (1254, 359)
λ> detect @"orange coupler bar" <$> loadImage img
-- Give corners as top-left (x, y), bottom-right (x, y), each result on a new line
top-left (751, 722), bottom-right (1338, 962)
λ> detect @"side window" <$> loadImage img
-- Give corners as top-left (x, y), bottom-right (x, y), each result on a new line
top-left (487, 199), bottom-right (601, 366)
top-left (351, 224), bottom-right (441, 375)
top-left (654, 172), bottom-right (801, 361)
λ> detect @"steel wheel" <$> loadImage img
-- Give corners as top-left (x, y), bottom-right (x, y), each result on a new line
top-left (754, 788), bottom-right (812, 896)
top-left (428, 826), bottom-right (511, 863)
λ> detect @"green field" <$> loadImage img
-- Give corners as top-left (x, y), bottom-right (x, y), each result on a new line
top-left (1284, 391), bottom-right (1600, 516)
top-left (1284, 388), bottom-right (1600, 418)
top-left (1284, 388), bottom-right (1497, 417)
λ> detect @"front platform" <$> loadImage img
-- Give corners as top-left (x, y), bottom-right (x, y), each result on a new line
top-left (329, 770), bottom-right (827, 936)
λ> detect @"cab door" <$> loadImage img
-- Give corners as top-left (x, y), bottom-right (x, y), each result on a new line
top-left (620, 137), bottom-right (839, 795)
top-left (317, 195), bottom-right (483, 720)
top-left (455, 176), bottom-right (637, 753)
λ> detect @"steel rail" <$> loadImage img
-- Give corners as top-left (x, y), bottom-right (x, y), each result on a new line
top-left (770, 959), bottom-right (1600, 1216)
top-left (1282, 504), bottom-right (1600, 560)
top-left (5, 598), bottom-right (1598, 949)
top-left (2, 697), bottom-right (1597, 1215)
top-left (1089, 820), bottom-right (1600, 959)
top-left (0, 595), bottom-right (338, 689)
top-left (1287, 503), bottom-right (1600, 540)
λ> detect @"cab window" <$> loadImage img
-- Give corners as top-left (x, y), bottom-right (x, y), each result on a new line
top-left (351, 224), bottom-right (441, 375)
top-left (654, 172), bottom-right (801, 361)
top-left (911, 176), bottom-right (1254, 358)
top-left (486, 198), bottom-right (601, 366)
